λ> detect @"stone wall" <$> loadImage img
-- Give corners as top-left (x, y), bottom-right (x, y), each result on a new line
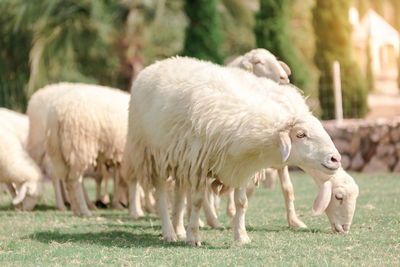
top-left (323, 118), bottom-right (400, 173)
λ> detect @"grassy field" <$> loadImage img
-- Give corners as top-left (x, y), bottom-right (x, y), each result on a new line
top-left (0, 172), bottom-right (399, 266)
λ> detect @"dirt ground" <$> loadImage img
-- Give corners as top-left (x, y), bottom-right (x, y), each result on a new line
top-left (365, 92), bottom-right (400, 120)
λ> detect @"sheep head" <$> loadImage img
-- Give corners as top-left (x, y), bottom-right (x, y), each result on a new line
top-left (13, 180), bottom-right (43, 211)
top-left (229, 48), bottom-right (291, 84)
top-left (278, 116), bottom-right (341, 175)
top-left (304, 167), bottom-right (359, 233)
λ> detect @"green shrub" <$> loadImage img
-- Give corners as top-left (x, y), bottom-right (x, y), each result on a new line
top-left (313, 0), bottom-right (368, 119)
top-left (182, 0), bottom-right (224, 64)
top-left (254, 0), bottom-right (311, 92)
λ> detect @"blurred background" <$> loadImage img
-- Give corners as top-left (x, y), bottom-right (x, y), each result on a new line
top-left (1, 0), bottom-right (399, 120)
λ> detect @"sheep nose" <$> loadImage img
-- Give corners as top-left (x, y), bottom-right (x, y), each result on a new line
top-left (331, 154), bottom-right (341, 164)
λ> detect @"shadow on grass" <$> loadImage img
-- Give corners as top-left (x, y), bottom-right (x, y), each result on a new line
top-left (0, 203), bottom-right (57, 211)
top-left (26, 230), bottom-right (230, 249)
top-left (246, 225), bottom-right (328, 234)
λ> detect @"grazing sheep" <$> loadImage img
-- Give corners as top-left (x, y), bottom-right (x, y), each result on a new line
top-left (303, 167), bottom-right (359, 233)
top-left (44, 83), bottom-right (130, 216)
top-left (226, 49), bottom-right (359, 232)
top-left (123, 56), bottom-right (341, 245)
top-left (201, 48), bottom-right (306, 229)
top-left (27, 83), bottom-right (72, 210)
top-left (0, 108), bottom-right (43, 210)
top-left (27, 83), bottom-right (129, 212)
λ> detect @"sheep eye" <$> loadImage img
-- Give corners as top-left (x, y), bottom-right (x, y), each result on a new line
top-left (335, 194), bottom-right (344, 201)
top-left (296, 132), bottom-right (306, 138)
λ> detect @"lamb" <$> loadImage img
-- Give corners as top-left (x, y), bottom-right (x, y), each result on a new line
top-left (0, 108), bottom-right (43, 210)
top-left (123, 56), bottom-right (342, 245)
top-left (42, 83), bottom-right (130, 216)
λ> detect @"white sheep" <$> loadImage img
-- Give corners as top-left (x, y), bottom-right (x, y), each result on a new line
top-left (27, 83), bottom-right (72, 210)
top-left (123, 56), bottom-right (342, 245)
top-left (27, 83), bottom-right (129, 212)
top-left (228, 48), bottom-right (291, 84)
top-left (224, 49), bottom-right (359, 233)
top-left (0, 108), bottom-right (43, 210)
top-left (203, 49), bottom-right (307, 229)
top-left (43, 83), bottom-right (130, 216)
top-left (303, 167), bottom-right (359, 233)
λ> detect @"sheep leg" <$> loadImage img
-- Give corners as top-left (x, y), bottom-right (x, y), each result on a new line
top-left (277, 167), bottom-right (307, 228)
top-left (203, 186), bottom-right (221, 228)
top-left (100, 165), bottom-right (110, 205)
top-left (128, 180), bottom-right (144, 219)
top-left (186, 187), bottom-right (205, 227)
top-left (213, 193), bottom-right (220, 210)
top-left (263, 168), bottom-right (278, 188)
top-left (112, 171), bottom-right (124, 209)
top-left (82, 181), bottom-right (97, 210)
top-left (144, 190), bottom-right (157, 214)
top-left (172, 183), bottom-right (187, 239)
top-left (52, 178), bottom-right (67, 210)
top-left (6, 183), bottom-right (16, 198)
top-left (66, 173), bottom-right (91, 217)
top-left (186, 185), bottom-right (205, 246)
top-left (226, 188), bottom-right (236, 218)
top-left (234, 187), bottom-right (251, 244)
top-left (60, 180), bottom-right (70, 205)
top-left (154, 178), bottom-right (177, 242)
top-left (95, 176), bottom-right (102, 203)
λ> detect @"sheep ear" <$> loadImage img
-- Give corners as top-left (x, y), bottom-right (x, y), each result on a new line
top-left (242, 59), bottom-right (253, 72)
top-left (13, 183), bottom-right (28, 205)
top-left (279, 61), bottom-right (291, 76)
top-left (313, 180), bottom-right (332, 215)
top-left (278, 130), bottom-right (291, 163)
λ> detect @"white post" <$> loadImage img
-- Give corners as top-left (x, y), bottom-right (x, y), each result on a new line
top-left (332, 61), bottom-right (343, 124)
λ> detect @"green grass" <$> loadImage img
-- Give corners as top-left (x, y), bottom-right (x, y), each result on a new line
top-left (0, 172), bottom-right (399, 266)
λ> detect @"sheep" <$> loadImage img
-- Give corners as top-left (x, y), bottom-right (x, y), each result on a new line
top-left (27, 83), bottom-right (129, 212)
top-left (0, 108), bottom-right (43, 210)
top-left (302, 167), bottom-right (359, 233)
top-left (42, 83), bottom-right (130, 216)
top-left (123, 56), bottom-right (342, 245)
top-left (27, 83), bottom-right (72, 210)
top-left (228, 48), bottom-right (291, 84)
top-left (225, 49), bottom-right (359, 233)
top-left (200, 49), bottom-right (303, 229)
top-left (207, 49), bottom-right (307, 228)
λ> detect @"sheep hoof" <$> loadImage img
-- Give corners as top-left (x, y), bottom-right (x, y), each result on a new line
top-left (144, 206), bottom-right (157, 214)
top-left (102, 195), bottom-right (110, 205)
top-left (235, 235), bottom-right (251, 244)
top-left (207, 220), bottom-right (222, 229)
top-left (289, 218), bottom-right (307, 229)
top-left (186, 240), bottom-right (201, 246)
top-left (226, 209), bottom-right (235, 218)
top-left (198, 218), bottom-right (205, 228)
top-left (129, 213), bottom-right (142, 220)
top-left (95, 200), bottom-right (108, 209)
top-left (82, 210), bottom-right (92, 217)
top-left (175, 229), bottom-right (187, 239)
top-left (163, 233), bottom-right (178, 242)
top-left (112, 202), bottom-right (125, 210)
